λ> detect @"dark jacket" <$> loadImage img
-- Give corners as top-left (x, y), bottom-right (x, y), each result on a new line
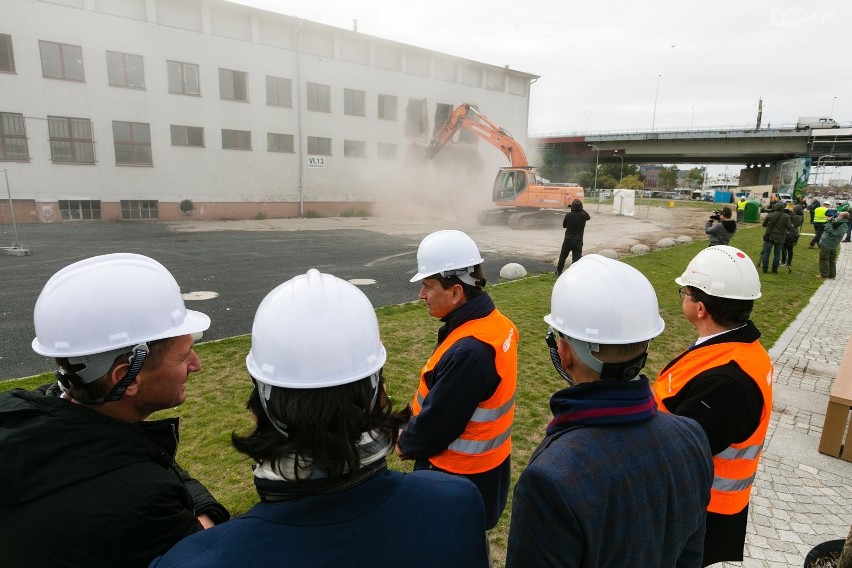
top-left (151, 468), bottom-right (489, 567)
top-left (562, 202), bottom-right (591, 241)
top-left (820, 218), bottom-right (848, 251)
top-left (0, 384), bottom-right (228, 568)
top-left (507, 378), bottom-right (712, 568)
top-left (762, 203), bottom-right (791, 244)
top-left (705, 219), bottom-right (737, 246)
top-left (398, 292), bottom-right (512, 529)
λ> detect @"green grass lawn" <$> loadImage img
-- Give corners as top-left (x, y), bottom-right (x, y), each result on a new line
top-left (1, 221), bottom-right (825, 566)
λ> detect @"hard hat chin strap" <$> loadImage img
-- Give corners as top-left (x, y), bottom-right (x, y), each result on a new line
top-left (57, 343), bottom-right (150, 404)
top-left (567, 337), bottom-right (647, 381)
top-left (440, 267), bottom-right (479, 287)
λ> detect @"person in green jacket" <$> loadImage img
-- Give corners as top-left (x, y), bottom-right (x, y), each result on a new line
top-left (760, 203), bottom-right (791, 274)
top-left (818, 211), bottom-right (848, 279)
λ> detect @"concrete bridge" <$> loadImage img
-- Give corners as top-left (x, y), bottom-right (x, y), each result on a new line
top-left (531, 125), bottom-right (852, 169)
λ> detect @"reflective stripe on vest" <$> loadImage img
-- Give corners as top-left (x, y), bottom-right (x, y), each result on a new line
top-left (654, 339), bottom-right (773, 514)
top-left (411, 309), bottom-right (518, 475)
top-left (814, 207), bottom-right (828, 224)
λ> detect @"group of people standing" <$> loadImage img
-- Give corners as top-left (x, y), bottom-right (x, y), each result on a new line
top-left (0, 229), bottom-right (773, 568)
top-left (761, 198), bottom-right (849, 278)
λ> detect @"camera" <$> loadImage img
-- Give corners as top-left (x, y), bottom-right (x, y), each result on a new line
top-left (709, 210), bottom-right (721, 221)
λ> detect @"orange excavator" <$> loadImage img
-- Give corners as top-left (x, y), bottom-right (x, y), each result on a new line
top-left (426, 103), bottom-right (584, 228)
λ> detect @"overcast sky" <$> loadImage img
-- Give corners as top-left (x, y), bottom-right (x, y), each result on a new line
top-left (231, 0), bottom-right (850, 180)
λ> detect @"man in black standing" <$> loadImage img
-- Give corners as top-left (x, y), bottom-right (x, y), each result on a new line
top-left (555, 199), bottom-right (591, 275)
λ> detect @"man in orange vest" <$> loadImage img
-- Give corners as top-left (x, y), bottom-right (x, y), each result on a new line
top-left (397, 230), bottom-right (518, 530)
top-left (654, 245), bottom-right (773, 567)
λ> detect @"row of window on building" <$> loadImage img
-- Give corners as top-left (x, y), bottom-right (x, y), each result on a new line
top-left (0, 33), bottom-right (410, 120)
top-left (0, 111), bottom-right (401, 163)
top-left (53, 199), bottom-right (158, 222)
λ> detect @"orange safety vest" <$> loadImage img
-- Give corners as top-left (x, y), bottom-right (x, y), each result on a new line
top-left (654, 340), bottom-right (773, 514)
top-left (411, 310), bottom-right (518, 475)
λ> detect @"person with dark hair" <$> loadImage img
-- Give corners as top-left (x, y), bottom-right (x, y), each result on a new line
top-left (399, 229), bottom-right (518, 531)
top-left (808, 200), bottom-right (828, 248)
top-left (507, 255), bottom-right (712, 567)
top-left (705, 205), bottom-right (736, 246)
top-left (151, 269), bottom-right (489, 567)
top-left (817, 210), bottom-right (848, 279)
top-left (655, 246), bottom-right (773, 567)
top-left (0, 254), bottom-right (228, 568)
top-left (760, 202), bottom-right (791, 273)
top-left (556, 199), bottom-right (591, 274)
top-left (780, 205), bottom-right (804, 272)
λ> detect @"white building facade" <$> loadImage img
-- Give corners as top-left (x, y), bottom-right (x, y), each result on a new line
top-left (0, 0), bottom-right (536, 223)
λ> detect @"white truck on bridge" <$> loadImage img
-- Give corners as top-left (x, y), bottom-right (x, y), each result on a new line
top-left (796, 117), bottom-right (839, 130)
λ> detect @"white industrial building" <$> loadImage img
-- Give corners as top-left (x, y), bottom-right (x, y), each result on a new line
top-left (0, 0), bottom-right (537, 223)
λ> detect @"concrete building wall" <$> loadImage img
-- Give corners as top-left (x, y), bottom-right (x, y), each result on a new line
top-left (0, 0), bottom-right (536, 223)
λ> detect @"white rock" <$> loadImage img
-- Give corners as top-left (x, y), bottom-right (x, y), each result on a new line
top-left (676, 236), bottom-right (693, 244)
top-left (657, 238), bottom-right (677, 248)
top-left (500, 262), bottom-right (527, 280)
top-left (630, 244), bottom-right (651, 254)
top-left (598, 249), bottom-right (619, 259)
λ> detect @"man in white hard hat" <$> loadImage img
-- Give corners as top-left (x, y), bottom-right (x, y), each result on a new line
top-left (507, 255), bottom-right (712, 567)
top-left (0, 254), bottom-right (229, 568)
top-left (654, 245), bottom-right (773, 566)
top-left (398, 229), bottom-right (518, 530)
top-left (151, 269), bottom-right (489, 567)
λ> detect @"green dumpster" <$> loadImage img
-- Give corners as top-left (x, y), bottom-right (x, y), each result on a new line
top-left (743, 201), bottom-right (761, 223)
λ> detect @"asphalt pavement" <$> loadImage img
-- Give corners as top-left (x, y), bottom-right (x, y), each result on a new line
top-left (0, 221), bottom-right (554, 380)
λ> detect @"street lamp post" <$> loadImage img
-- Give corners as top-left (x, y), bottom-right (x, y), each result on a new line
top-left (614, 152), bottom-right (624, 183)
top-left (830, 96), bottom-right (837, 117)
top-left (590, 144), bottom-right (600, 212)
top-left (651, 74), bottom-right (662, 132)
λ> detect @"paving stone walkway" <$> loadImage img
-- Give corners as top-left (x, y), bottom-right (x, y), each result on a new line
top-left (718, 242), bottom-right (852, 567)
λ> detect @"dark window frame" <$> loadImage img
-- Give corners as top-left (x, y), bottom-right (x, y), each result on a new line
top-left (307, 135), bottom-right (332, 155)
top-left (39, 40), bottom-right (85, 81)
top-left (0, 112), bottom-right (28, 161)
top-left (222, 129), bottom-right (252, 150)
top-left (58, 199), bottom-right (101, 221)
top-left (120, 199), bottom-right (159, 220)
top-left (167, 60), bottom-right (200, 96)
top-left (219, 68), bottom-right (249, 102)
top-left (0, 34), bottom-right (15, 73)
top-left (266, 76), bottom-right (292, 107)
top-left (378, 94), bottom-right (397, 120)
top-left (106, 51), bottom-right (145, 89)
top-left (306, 82), bottom-right (331, 112)
top-left (170, 125), bottom-right (204, 147)
top-left (267, 132), bottom-right (294, 153)
top-left (344, 88), bottom-right (366, 117)
top-left (48, 116), bottom-right (95, 164)
top-left (112, 121), bottom-right (152, 166)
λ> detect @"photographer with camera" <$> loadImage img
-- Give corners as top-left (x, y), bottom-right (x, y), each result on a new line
top-left (705, 206), bottom-right (737, 247)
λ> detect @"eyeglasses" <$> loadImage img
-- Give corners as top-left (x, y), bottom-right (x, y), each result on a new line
top-left (678, 286), bottom-right (693, 300)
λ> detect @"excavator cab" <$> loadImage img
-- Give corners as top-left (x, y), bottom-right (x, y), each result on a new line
top-left (494, 169), bottom-right (528, 202)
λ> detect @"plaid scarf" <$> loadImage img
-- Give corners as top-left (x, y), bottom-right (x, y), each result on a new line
top-left (546, 376), bottom-right (658, 436)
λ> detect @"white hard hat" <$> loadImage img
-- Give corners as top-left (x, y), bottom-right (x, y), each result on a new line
top-left (410, 230), bottom-right (484, 284)
top-left (246, 269), bottom-right (387, 389)
top-left (675, 245), bottom-right (762, 300)
top-left (544, 255), bottom-right (665, 344)
top-left (32, 253), bottom-right (210, 358)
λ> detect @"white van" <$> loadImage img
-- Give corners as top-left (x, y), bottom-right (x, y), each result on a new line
top-left (796, 117), bottom-right (839, 130)
top-left (778, 193), bottom-right (793, 204)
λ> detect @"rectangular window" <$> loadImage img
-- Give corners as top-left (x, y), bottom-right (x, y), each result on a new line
top-left (0, 34), bottom-right (15, 73)
top-left (170, 125), bottom-right (204, 147)
top-left (48, 116), bottom-right (94, 163)
top-left (59, 200), bottom-right (101, 221)
top-left (112, 121), bottom-right (152, 165)
top-left (343, 139), bottom-right (366, 158)
top-left (106, 51), bottom-right (144, 89)
top-left (219, 68), bottom-right (248, 101)
top-left (222, 129), bottom-right (251, 150)
top-left (434, 103), bottom-right (453, 137)
top-left (306, 82), bottom-right (330, 112)
top-left (266, 76), bottom-right (292, 107)
top-left (167, 60), bottom-right (200, 95)
top-left (39, 40), bottom-right (84, 81)
top-left (0, 112), bottom-right (28, 161)
top-left (378, 94), bottom-right (397, 120)
top-left (344, 88), bottom-right (366, 117)
top-left (267, 133), bottom-right (294, 153)
top-left (405, 98), bottom-right (427, 137)
top-left (121, 200), bottom-right (158, 220)
top-left (307, 136), bottom-right (331, 155)
top-left (377, 142), bottom-right (397, 160)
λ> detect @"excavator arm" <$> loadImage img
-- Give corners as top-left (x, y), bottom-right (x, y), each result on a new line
top-left (425, 103), bottom-right (529, 167)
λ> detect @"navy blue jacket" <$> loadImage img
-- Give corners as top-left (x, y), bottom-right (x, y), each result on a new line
top-left (398, 292), bottom-right (511, 529)
top-left (507, 380), bottom-right (713, 568)
top-left (150, 469), bottom-right (489, 567)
